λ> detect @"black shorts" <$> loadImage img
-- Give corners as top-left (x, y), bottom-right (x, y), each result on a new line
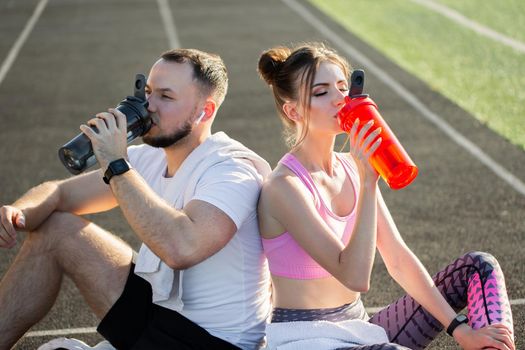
top-left (97, 263), bottom-right (240, 350)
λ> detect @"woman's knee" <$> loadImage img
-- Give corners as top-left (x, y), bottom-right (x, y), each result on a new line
top-left (461, 251), bottom-right (499, 268)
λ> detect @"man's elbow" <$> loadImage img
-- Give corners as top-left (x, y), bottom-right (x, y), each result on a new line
top-left (162, 251), bottom-right (195, 270)
top-left (161, 244), bottom-right (202, 270)
top-left (164, 259), bottom-right (192, 270)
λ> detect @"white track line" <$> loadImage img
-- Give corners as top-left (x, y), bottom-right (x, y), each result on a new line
top-left (24, 299), bottom-right (525, 337)
top-left (282, 0), bottom-right (525, 197)
top-left (157, 0), bottom-right (180, 49)
top-left (0, 0), bottom-right (48, 88)
top-left (410, 0), bottom-right (525, 54)
top-left (26, 327), bottom-right (97, 338)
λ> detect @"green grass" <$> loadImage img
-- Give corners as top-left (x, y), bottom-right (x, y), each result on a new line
top-left (309, 0), bottom-right (525, 150)
top-left (436, 0), bottom-right (525, 43)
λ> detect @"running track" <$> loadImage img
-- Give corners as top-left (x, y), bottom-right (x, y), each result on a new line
top-left (0, 0), bottom-right (523, 348)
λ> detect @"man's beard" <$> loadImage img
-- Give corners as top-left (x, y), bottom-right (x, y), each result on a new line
top-left (142, 120), bottom-right (193, 148)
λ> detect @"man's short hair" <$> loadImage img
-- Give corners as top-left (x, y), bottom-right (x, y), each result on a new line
top-left (160, 48), bottom-right (228, 106)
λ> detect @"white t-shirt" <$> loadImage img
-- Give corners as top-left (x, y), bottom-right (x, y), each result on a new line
top-left (127, 133), bottom-right (271, 349)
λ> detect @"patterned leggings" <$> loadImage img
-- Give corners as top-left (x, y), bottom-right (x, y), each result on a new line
top-left (272, 252), bottom-right (513, 349)
top-left (367, 251), bottom-right (514, 349)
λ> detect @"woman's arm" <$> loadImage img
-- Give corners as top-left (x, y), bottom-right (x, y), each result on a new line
top-left (258, 167), bottom-right (378, 292)
top-left (376, 193), bottom-right (514, 350)
top-left (258, 120), bottom-right (382, 291)
top-left (375, 191), bottom-right (456, 327)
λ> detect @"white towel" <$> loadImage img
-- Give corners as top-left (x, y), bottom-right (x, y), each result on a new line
top-left (264, 319), bottom-right (389, 350)
top-left (134, 132), bottom-right (271, 310)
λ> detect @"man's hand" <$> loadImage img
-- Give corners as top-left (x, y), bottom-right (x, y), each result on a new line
top-left (0, 205), bottom-right (25, 248)
top-left (80, 108), bottom-right (128, 171)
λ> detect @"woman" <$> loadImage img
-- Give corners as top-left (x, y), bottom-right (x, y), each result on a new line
top-left (257, 42), bottom-right (514, 350)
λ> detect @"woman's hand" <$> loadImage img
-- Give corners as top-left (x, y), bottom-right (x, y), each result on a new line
top-left (453, 323), bottom-right (515, 350)
top-left (348, 118), bottom-right (382, 184)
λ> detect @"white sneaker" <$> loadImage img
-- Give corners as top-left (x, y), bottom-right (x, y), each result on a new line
top-left (37, 337), bottom-right (115, 350)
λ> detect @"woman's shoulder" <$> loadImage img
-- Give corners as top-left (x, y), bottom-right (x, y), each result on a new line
top-left (258, 164), bottom-right (300, 234)
top-left (262, 163), bottom-right (300, 195)
top-left (258, 162), bottom-right (318, 235)
top-left (261, 162), bottom-right (316, 206)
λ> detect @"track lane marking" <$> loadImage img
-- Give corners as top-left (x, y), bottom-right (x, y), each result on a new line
top-left (411, 0), bottom-right (525, 54)
top-left (0, 0), bottom-right (48, 88)
top-left (157, 0), bottom-right (180, 49)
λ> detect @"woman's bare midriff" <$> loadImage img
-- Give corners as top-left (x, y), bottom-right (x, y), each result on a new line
top-left (271, 274), bottom-right (360, 309)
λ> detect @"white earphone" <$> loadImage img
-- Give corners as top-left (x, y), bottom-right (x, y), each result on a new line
top-left (194, 111), bottom-right (205, 125)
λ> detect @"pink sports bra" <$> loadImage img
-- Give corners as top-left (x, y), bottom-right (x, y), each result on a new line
top-left (261, 153), bottom-right (360, 279)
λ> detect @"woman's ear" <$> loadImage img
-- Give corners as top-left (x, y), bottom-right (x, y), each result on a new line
top-left (283, 101), bottom-right (301, 122)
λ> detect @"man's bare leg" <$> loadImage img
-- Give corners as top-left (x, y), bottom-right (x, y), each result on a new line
top-left (0, 212), bottom-right (133, 350)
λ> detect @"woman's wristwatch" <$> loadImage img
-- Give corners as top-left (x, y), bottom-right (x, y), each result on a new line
top-left (446, 314), bottom-right (469, 336)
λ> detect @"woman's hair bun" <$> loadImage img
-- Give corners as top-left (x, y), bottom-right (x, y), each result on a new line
top-left (258, 46), bottom-right (291, 86)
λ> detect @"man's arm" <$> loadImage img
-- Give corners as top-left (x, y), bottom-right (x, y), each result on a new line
top-left (105, 156), bottom-right (263, 270)
top-left (54, 169), bottom-right (118, 216)
top-left (80, 108), bottom-right (260, 270)
top-left (0, 170), bottom-right (117, 248)
top-left (19, 170), bottom-right (117, 229)
top-left (108, 169), bottom-right (237, 270)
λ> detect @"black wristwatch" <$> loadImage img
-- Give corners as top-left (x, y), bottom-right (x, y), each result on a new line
top-left (446, 314), bottom-right (468, 336)
top-left (103, 158), bottom-right (131, 184)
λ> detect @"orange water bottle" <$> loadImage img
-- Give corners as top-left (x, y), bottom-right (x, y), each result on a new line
top-left (338, 70), bottom-right (418, 189)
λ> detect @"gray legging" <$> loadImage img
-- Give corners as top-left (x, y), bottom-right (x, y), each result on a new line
top-left (272, 252), bottom-right (513, 349)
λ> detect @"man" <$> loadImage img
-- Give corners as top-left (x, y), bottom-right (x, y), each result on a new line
top-left (0, 49), bottom-right (271, 349)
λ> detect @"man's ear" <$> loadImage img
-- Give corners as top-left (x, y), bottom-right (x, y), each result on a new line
top-left (200, 99), bottom-right (217, 123)
top-left (282, 101), bottom-right (301, 122)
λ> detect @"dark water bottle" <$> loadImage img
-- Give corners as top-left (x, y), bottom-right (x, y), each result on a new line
top-left (338, 70), bottom-right (418, 189)
top-left (58, 74), bottom-right (151, 175)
